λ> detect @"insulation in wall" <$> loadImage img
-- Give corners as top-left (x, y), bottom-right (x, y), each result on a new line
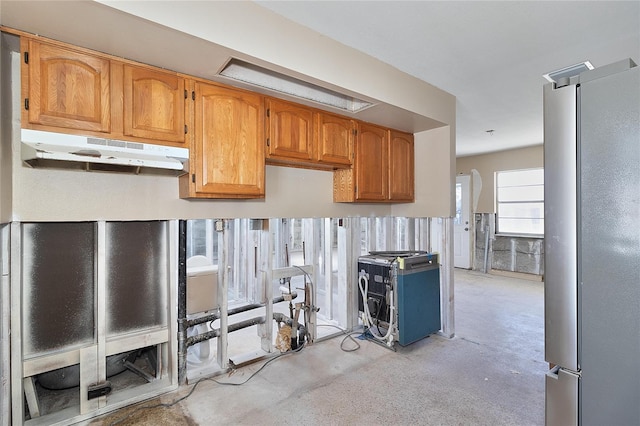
top-left (22, 222), bottom-right (96, 356)
top-left (105, 221), bottom-right (168, 335)
top-left (474, 213), bottom-right (544, 276)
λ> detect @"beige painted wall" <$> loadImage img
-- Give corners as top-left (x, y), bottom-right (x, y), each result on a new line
top-left (456, 145), bottom-right (543, 213)
top-left (1, 1), bottom-right (457, 222)
top-left (94, 0), bottom-right (455, 128)
top-left (393, 125), bottom-right (455, 218)
top-left (0, 32), bottom-right (12, 223)
top-left (5, 39), bottom-right (451, 221)
top-left (1, 1), bottom-right (455, 132)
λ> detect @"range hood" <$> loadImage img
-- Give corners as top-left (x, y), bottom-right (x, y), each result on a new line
top-left (21, 129), bottom-right (189, 175)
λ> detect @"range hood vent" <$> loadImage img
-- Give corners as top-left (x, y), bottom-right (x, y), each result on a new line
top-left (21, 129), bottom-right (189, 175)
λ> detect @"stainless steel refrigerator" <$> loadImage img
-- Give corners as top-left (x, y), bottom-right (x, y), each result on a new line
top-left (544, 59), bottom-right (639, 425)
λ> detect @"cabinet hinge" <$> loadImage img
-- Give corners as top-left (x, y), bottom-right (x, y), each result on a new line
top-left (355, 186), bottom-right (358, 194)
top-left (24, 98), bottom-right (29, 110)
top-left (24, 52), bottom-right (28, 64)
top-left (266, 138), bottom-right (270, 147)
top-left (184, 125), bottom-right (188, 134)
top-left (352, 129), bottom-right (357, 136)
top-left (192, 91), bottom-right (195, 101)
top-left (184, 90), bottom-right (188, 99)
top-left (266, 109), bottom-right (270, 118)
top-left (192, 174), bottom-right (196, 183)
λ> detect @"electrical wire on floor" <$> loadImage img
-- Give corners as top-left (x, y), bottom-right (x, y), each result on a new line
top-left (288, 266), bottom-right (367, 352)
top-left (316, 324), bottom-right (363, 352)
top-left (108, 343), bottom-right (306, 426)
top-left (286, 265), bottom-right (364, 353)
top-left (211, 342), bottom-right (305, 386)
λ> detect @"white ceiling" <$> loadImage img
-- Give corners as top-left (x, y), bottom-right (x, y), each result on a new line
top-left (255, 1), bottom-right (640, 157)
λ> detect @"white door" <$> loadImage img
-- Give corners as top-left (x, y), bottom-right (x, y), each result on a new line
top-left (454, 175), bottom-right (472, 269)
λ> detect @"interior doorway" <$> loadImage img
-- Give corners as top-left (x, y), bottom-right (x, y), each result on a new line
top-left (454, 175), bottom-right (472, 269)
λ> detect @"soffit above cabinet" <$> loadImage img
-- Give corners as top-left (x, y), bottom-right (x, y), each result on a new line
top-left (1, 0), bottom-right (451, 135)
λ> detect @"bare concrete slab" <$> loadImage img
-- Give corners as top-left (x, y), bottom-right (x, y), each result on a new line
top-left (91, 269), bottom-right (544, 426)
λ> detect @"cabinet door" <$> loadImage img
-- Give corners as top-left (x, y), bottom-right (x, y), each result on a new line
top-left (316, 112), bottom-right (353, 167)
top-left (193, 82), bottom-right (265, 197)
top-left (355, 123), bottom-right (388, 201)
top-left (388, 130), bottom-right (415, 201)
top-left (266, 98), bottom-right (313, 162)
top-left (123, 65), bottom-right (185, 144)
top-left (26, 40), bottom-right (110, 132)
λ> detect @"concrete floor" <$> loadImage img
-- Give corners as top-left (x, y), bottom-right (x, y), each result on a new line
top-left (92, 269), bottom-right (545, 425)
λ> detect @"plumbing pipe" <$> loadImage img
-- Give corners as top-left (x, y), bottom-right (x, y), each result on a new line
top-left (186, 316), bottom-right (266, 348)
top-left (177, 220), bottom-right (188, 385)
top-left (273, 312), bottom-right (308, 342)
top-left (186, 312), bottom-right (308, 350)
top-left (186, 292), bottom-right (298, 328)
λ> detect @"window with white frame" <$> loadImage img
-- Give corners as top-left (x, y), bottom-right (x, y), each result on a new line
top-left (495, 168), bottom-right (544, 236)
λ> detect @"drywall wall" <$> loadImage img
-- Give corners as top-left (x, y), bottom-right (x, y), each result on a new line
top-left (456, 145), bottom-right (543, 213)
top-left (0, 33), bottom-right (13, 223)
top-left (0, 1), bottom-right (454, 133)
top-left (1, 1), bottom-right (457, 222)
top-left (10, 126), bottom-right (450, 222)
top-left (93, 0), bottom-right (455, 128)
top-left (393, 125), bottom-right (455, 218)
top-left (5, 38), bottom-right (451, 221)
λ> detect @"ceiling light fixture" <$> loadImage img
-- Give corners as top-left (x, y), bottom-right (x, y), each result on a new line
top-left (219, 58), bottom-right (375, 113)
top-left (543, 61), bottom-right (594, 83)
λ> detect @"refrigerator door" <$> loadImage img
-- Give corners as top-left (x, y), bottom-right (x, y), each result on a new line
top-left (579, 64), bottom-right (640, 426)
top-left (543, 83), bottom-right (579, 371)
top-left (546, 366), bottom-right (579, 426)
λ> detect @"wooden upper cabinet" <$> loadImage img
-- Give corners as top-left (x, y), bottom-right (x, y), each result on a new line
top-left (388, 130), bottom-right (415, 201)
top-left (334, 123), bottom-right (414, 203)
top-left (315, 112), bottom-right (354, 167)
top-left (266, 98), bottom-right (313, 163)
top-left (123, 65), bottom-right (186, 144)
top-left (187, 82), bottom-right (265, 198)
top-left (25, 39), bottom-right (111, 133)
top-left (354, 123), bottom-right (389, 201)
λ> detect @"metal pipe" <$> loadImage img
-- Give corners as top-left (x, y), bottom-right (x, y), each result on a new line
top-left (186, 312), bottom-right (309, 348)
top-left (186, 292), bottom-right (298, 328)
top-left (186, 328), bottom-right (220, 348)
top-left (186, 316), bottom-right (266, 347)
top-left (228, 316), bottom-right (266, 333)
top-left (177, 220), bottom-right (188, 385)
top-left (273, 312), bottom-right (307, 336)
